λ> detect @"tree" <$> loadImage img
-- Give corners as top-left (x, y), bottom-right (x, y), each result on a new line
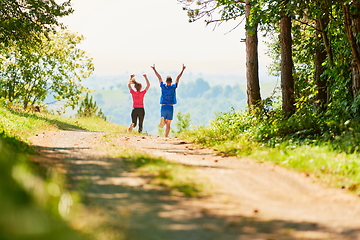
top-left (180, 0), bottom-right (360, 122)
top-left (0, 31), bottom-right (94, 109)
top-left (0, 0), bottom-right (73, 46)
top-left (314, 9), bottom-right (330, 113)
top-left (180, 0), bottom-right (262, 108)
top-left (245, 0), bottom-right (261, 107)
top-left (342, 0), bottom-right (360, 96)
top-left (279, 0), bottom-right (295, 116)
top-left (77, 93), bottom-right (106, 120)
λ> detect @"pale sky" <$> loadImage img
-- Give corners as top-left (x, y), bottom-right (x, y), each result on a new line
top-left (60, 0), bottom-right (273, 77)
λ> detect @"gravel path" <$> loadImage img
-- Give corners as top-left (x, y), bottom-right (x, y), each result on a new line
top-left (30, 130), bottom-right (360, 240)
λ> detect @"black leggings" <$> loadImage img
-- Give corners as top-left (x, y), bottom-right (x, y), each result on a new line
top-left (131, 108), bottom-right (145, 133)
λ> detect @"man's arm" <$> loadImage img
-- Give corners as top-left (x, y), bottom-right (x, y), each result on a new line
top-left (175, 64), bottom-right (186, 84)
top-left (143, 74), bottom-right (150, 91)
top-left (151, 64), bottom-right (163, 83)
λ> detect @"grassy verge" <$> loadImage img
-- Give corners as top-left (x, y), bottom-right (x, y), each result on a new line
top-left (0, 106), bottom-right (127, 152)
top-left (251, 144), bottom-right (360, 194)
top-left (178, 112), bottom-right (360, 196)
top-left (0, 105), bottom-right (129, 240)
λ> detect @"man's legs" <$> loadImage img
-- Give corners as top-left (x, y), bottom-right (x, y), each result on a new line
top-left (164, 119), bottom-right (171, 137)
top-left (160, 105), bottom-right (174, 137)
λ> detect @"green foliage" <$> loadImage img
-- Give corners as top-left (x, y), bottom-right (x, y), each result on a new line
top-left (0, 31), bottom-right (94, 110)
top-left (180, 0), bottom-right (360, 130)
top-left (0, 101), bottom-right (124, 150)
top-left (0, 0), bottom-right (73, 46)
top-left (157, 126), bottom-right (165, 137)
top-left (179, 101), bottom-right (360, 195)
top-left (174, 111), bottom-right (191, 134)
top-left (0, 103), bottom-right (129, 240)
top-left (77, 93), bottom-right (107, 120)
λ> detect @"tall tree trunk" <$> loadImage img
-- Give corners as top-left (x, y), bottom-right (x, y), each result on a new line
top-left (280, 6), bottom-right (295, 116)
top-left (314, 18), bottom-right (329, 114)
top-left (245, 0), bottom-right (261, 107)
top-left (318, 16), bottom-right (333, 65)
top-left (343, 2), bottom-right (360, 96)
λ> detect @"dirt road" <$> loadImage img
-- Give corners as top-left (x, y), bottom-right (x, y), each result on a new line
top-left (30, 130), bottom-right (360, 240)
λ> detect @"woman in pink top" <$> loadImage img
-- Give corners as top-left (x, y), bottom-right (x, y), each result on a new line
top-left (128, 74), bottom-right (150, 133)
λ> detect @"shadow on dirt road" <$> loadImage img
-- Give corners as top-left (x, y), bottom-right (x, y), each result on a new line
top-left (31, 132), bottom-right (360, 240)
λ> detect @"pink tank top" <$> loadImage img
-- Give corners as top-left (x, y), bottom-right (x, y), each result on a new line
top-left (130, 89), bottom-right (147, 108)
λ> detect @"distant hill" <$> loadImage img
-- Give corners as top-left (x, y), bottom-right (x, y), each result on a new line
top-left (81, 74), bottom-right (278, 136)
top-left (83, 72), bottom-right (277, 90)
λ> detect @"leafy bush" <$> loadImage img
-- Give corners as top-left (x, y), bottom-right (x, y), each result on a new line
top-left (174, 111), bottom-right (191, 134)
top-left (178, 97), bottom-right (360, 195)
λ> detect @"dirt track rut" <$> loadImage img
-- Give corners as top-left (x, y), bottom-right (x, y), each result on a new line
top-left (31, 130), bottom-right (360, 240)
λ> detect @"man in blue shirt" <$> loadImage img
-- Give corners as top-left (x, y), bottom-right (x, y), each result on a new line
top-left (151, 64), bottom-right (186, 137)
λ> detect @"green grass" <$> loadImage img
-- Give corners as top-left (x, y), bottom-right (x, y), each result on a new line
top-left (0, 105), bottom-right (129, 240)
top-left (0, 105), bottom-right (127, 151)
top-left (251, 144), bottom-right (360, 194)
top-left (178, 111), bottom-right (360, 196)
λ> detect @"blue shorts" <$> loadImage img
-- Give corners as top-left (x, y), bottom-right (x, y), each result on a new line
top-left (161, 105), bottom-right (174, 120)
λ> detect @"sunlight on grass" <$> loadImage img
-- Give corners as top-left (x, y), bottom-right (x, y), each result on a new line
top-left (0, 106), bottom-right (127, 143)
top-left (179, 127), bottom-right (360, 196)
top-left (252, 145), bottom-right (360, 194)
top-left (0, 107), bottom-right (57, 141)
top-left (0, 104), bottom-right (130, 240)
top-left (56, 116), bottom-right (127, 133)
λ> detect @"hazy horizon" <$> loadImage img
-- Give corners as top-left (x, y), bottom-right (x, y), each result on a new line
top-left (61, 0), bottom-right (275, 81)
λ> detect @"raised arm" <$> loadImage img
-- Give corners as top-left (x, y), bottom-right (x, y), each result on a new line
top-left (143, 74), bottom-right (150, 91)
top-left (128, 74), bottom-right (135, 90)
top-left (175, 64), bottom-right (186, 84)
top-left (151, 64), bottom-right (163, 83)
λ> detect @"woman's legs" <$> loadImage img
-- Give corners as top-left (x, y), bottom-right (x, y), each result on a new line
top-left (131, 108), bottom-right (145, 133)
top-left (137, 108), bottom-right (145, 133)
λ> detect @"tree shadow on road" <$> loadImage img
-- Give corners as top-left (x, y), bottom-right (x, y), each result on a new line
top-left (32, 145), bottom-right (360, 240)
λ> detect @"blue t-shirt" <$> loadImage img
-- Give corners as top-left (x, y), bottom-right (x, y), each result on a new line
top-left (160, 82), bottom-right (178, 104)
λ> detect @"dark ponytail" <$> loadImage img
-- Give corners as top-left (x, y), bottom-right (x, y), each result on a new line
top-left (131, 78), bottom-right (142, 92)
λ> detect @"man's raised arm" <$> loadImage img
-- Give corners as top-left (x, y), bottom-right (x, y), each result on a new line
top-left (176, 64), bottom-right (186, 84)
top-left (151, 64), bottom-right (163, 83)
